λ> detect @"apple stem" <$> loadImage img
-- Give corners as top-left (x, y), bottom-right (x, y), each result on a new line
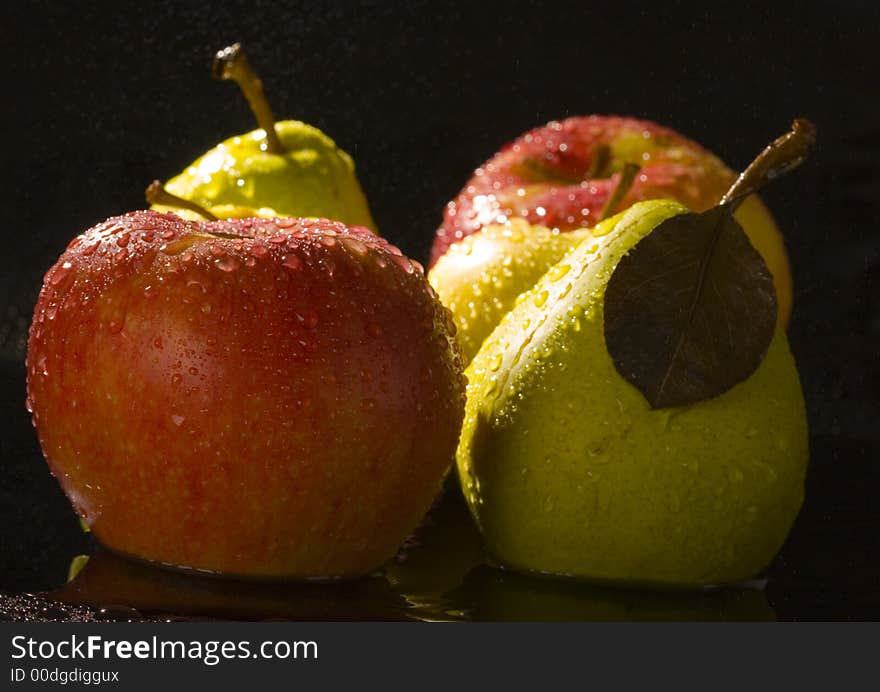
top-left (721, 118), bottom-right (817, 211)
top-left (145, 181), bottom-right (219, 221)
top-left (587, 145), bottom-right (612, 178)
top-left (213, 43), bottom-right (283, 154)
top-left (599, 163), bottom-right (640, 220)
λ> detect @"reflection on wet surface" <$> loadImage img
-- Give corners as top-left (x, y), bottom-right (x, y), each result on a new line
top-left (1, 491), bottom-right (776, 622)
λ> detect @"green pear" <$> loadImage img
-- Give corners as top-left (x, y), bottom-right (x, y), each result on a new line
top-left (157, 121), bottom-right (376, 228)
top-left (152, 43), bottom-right (375, 230)
top-left (457, 199), bottom-right (808, 588)
top-left (429, 217), bottom-right (623, 364)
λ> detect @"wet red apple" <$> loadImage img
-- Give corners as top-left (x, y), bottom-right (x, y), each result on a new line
top-left (432, 115), bottom-right (793, 325)
top-left (27, 211), bottom-right (465, 579)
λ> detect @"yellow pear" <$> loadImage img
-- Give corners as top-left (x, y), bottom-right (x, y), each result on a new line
top-left (457, 200), bottom-right (808, 587)
top-left (151, 44), bottom-right (375, 230)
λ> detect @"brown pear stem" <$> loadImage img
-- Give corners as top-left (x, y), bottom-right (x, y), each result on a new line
top-left (722, 118), bottom-right (817, 211)
top-left (213, 43), bottom-right (283, 154)
top-left (599, 163), bottom-right (641, 220)
top-left (145, 181), bottom-right (219, 221)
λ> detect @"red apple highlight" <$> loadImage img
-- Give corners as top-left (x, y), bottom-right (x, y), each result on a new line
top-left (27, 211), bottom-right (466, 579)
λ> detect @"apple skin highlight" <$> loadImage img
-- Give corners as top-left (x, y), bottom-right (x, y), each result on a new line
top-left (26, 211), bottom-right (466, 579)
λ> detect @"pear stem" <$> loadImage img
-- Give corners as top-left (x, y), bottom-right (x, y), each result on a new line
top-left (721, 118), bottom-right (817, 211)
top-left (599, 163), bottom-right (640, 220)
top-left (145, 181), bottom-right (219, 221)
top-left (213, 43), bottom-right (283, 154)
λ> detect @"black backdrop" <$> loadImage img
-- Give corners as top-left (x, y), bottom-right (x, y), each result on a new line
top-left (2, 1), bottom-right (879, 615)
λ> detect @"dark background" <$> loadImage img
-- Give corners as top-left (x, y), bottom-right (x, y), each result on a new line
top-left (1, 1), bottom-right (878, 618)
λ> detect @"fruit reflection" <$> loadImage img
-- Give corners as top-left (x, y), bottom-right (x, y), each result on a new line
top-left (50, 550), bottom-right (413, 621)
top-left (46, 491), bottom-right (774, 621)
top-left (447, 566), bottom-right (775, 621)
top-left (383, 488), bottom-right (485, 610)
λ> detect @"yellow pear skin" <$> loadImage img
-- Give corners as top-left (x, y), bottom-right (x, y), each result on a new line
top-left (429, 216), bottom-right (627, 364)
top-left (155, 120), bottom-right (376, 229)
top-left (429, 220), bottom-right (584, 362)
top-left (149, 203), bottom-right (282, 221)
top-left (734, 196), bottom-right (793, 327)
top-left (457, 200), bottom-right (808, 588)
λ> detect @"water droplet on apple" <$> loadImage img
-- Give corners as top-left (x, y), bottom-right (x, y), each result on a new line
top-left (282, 254), bottom-right (302, 271)
top-left (186, 279), bottom-right (207, 294)
top-left (296, 311), bottom-right (319, 330)
top-left (215, 256), bottom-right (240, 273)
top-left (392, 255), bottom-right (414, 274)
top-left (344, 238), bottom-right (368, 256)
top-left (50, 263), bottom-right (73, 286)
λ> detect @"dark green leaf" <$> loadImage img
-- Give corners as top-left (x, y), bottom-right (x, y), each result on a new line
top-left (602, 118), bottom-right (816, 409)
top-left (603, 205), bottom-right (777, 409)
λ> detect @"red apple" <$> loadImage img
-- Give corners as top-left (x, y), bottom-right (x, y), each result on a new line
top-left (27, 210), bottom-right (466, 579)
top-left (432, 115), bottom-right (793, 325)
